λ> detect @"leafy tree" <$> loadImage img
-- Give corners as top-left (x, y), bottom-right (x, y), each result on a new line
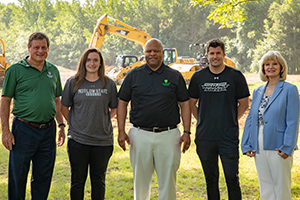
top-left (0, 4), bottom-right (13, 28)
top-left (251, 0), bottom-right (300, 74)
top-left (227, 0), bottom-right (278, 72)
top-left (0, 0), bottom-right (298, 75)
top-left (191, 0), bottom-right (258, 28)
top-left (160, 0), bottom-right (233, 58)
top-left (50, 1), bottom-right (87, 69)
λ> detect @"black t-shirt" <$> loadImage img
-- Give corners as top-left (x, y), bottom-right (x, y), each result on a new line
top-left (118, 63), bottom-right (189, 128)
top-left (188, 66), bottom-right (250, 141)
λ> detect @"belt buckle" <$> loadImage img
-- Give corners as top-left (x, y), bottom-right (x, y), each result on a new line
top-left (152, 127), bottom-right (160, 133)
top-left (39, 123), bottom-right (47, 129)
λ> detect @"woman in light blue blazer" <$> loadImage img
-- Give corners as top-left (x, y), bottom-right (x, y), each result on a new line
top-left (241, 51), bottom-right (299, 200)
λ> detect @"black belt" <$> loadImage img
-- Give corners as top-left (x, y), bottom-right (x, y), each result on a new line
top-left (134, 125), bottom-right (177, 133)
top-left (16, 117), bottom-right (54, 129)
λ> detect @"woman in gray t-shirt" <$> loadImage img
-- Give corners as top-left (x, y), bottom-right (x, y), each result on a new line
top-left (61, 47), bottom-right (118, 200)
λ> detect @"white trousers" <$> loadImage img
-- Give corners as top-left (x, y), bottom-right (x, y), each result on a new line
top-left (255, 125), bottom-right (293, 200)
top-left (128, 127), bottom-right (181, 200)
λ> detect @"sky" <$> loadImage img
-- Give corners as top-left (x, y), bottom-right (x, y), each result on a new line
top-left (0, 0), bottom-right (86, 5)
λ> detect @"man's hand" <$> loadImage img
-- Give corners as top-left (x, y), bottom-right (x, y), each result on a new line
top-left (57, 127), bottom-right (65, 146)
top-left (118, 131), bottom-right (130, 151)
top-left (1, 96), bottom-right (13, 150)
top-left (179, 132), bottom-right (191, 153)
top-left (2, 130), bottom-right (15, 150)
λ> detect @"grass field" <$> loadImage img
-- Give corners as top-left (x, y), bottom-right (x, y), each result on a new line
top-left (0, 81), bottom-right (300, 199)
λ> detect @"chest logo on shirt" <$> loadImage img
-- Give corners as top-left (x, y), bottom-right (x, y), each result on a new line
top-left (78, 88), bottom-right (108, 96)
top-left (162, 79), bottom-right (170, 86)
top-left (47, 72), bottom-right (53, 78)
top-left (201, 82), bottom-right (229, 92)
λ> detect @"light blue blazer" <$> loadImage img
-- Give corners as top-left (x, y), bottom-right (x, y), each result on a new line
top-left (241, 81), bottom-right (299, 156)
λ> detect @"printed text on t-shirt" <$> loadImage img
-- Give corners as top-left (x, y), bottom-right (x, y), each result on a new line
top-left (201, 82), bottom-right (230, 92)
top-left (78, 89), bottom-right (108, 96)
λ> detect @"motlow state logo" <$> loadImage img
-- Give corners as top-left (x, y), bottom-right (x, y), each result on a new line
top-left (78, 88), bottom-right (108, 96)
top-left (201, 82), bottom-right (229, 92)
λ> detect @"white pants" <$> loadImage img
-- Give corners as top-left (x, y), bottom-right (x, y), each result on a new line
top-left (128, 127), bottom-right (181, 200)
top-left (255, 125), bottom-right (293, 200)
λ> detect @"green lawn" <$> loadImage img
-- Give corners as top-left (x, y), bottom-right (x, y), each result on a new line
top-left (1, 82), bottom-right (300, 199)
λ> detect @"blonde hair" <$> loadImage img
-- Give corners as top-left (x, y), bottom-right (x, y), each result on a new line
top-left (258, 50), bottom-right (287, 82)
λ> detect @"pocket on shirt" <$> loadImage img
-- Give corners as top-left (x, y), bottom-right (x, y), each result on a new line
top-left (276, 126), bottom-right (285, 133)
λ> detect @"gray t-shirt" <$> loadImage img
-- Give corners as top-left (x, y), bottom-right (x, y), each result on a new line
top-left (61, 77), bottom-right (118, 146)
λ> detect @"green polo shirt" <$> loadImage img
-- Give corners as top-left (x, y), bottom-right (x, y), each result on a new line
top-left (2, 56), bottom-right (62, 123)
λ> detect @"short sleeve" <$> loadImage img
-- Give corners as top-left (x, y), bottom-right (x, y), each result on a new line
top-left (2, 67), bottom-right (17, 98)
top-left (236, 71), bottom-right (250, 99)
top-left (55, 70), bottom-right (63, 97)
top-left (109, 79), bottom-right (118, 109)
top-left (61, 77), bottom-right (75, 107)
top-left (118, 72), bottom-right (133, 102)
top-left (188, 72), bottom-right (199, 99)
top-left (176, 73), bottom-right (189, 102)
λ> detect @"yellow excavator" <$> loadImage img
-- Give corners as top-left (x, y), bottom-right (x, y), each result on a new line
top-left (90, 14), bottom-right (235, 84)
top-left (0, 39), bottom-right (10, 86)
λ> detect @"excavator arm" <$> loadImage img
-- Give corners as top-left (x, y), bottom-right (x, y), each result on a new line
top-left (89, 14), bottom-right (152, 49)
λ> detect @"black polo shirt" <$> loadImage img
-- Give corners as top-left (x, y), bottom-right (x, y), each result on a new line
top-left (119, 63), bottom-right (189, 128)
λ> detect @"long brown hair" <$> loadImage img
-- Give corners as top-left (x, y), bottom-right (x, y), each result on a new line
top-left (73, 47), bottom-right (108, 90)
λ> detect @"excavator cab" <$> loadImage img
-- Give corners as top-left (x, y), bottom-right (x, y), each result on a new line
top-left (163, 48), bottom-right (176, 65)
top-left (115, 55), bottom-right (138, 70)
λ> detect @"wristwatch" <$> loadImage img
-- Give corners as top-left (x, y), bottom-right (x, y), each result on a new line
top-left (184, 130), bottom-right (191, 134)
top-left (58, 123), bottom-right (66, 127)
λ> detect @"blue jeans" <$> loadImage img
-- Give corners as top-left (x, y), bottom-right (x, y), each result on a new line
top-left (67, 138), bottom-right (113, 200)
top-left (8, 117), bottom-right (56, 200)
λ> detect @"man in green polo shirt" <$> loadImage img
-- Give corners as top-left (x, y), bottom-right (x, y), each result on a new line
top-left (0, 32), bottom-right (65, 200)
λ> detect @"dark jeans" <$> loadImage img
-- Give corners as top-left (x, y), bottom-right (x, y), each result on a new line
top-left (9, 117), bottom-right (56, 200)
top-left (195, 140), bottom-right (242, 200)
top-left (67, 139), bottom-right (113, 200)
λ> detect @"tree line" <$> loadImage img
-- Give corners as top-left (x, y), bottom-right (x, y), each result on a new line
top-left (0, 0), bottom-right (299, 74)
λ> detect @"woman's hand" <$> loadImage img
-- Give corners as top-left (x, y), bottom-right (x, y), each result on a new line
top-left (276, 148), bottom-right (289, 159)
top-left (245, 150), bottom-right (256, 157)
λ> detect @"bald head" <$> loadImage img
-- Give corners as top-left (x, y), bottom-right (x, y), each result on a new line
top-left (144, 38), bottom-right (163, 51)
top-left (144, 38), bottom-right (164, 71)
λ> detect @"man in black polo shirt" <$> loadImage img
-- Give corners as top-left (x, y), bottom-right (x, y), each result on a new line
top-left (117, 38), bottom-right (191, 200)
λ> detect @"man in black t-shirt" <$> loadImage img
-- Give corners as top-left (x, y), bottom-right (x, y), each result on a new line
top-left (117, 38), bottom-right (191, 200)
top-left (189, 38), bottom-right (249, 200)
